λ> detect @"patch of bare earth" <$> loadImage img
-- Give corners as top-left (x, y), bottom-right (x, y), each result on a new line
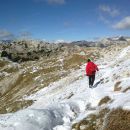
top-left (72, 108), bottom-right (130, 130)
top-left (103, 108), bottom-right (130, 130)
top-left (98, 96), bottom-right (112, 106)
top-left (123, 87), bottom-right (130, 93)
top-left (72, 108), bottom-right (109, 130)
top-left (114, 81), bottom-right (122, 91)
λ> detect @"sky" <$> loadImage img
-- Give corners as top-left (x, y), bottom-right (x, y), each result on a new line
top-left (0, 0), bottom-right (130, 41)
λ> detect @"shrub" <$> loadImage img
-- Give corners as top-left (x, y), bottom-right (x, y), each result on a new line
top-left (103, 108), bottom-right (130, 130)
top-left (123, 87), bottom-right (130, 93)
top-left (114, 81), bottom-right (121, 91)
top-left (98, 96), bottom-right (111, 106)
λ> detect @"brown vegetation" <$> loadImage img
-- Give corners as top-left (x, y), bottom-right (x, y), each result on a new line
top-left (72, 114), bottom-right (97, 130)
top-left (98, 96), bottom-right (111, 106)
top-left (103, 108), bottom-right (130, 130)
top-left (123, 87), bottom-right (130, 93)
top-left (114, 81), bottom-right (122, 91)
top-left (0, 60), bottom-right (9, 68)
top-left (72, 108), bottom-right (109, 130)
top-left (0, 100), bottom-right (33, 114)
top-left (72, 108), bottom-right (130, 130)
top-left (63, 54), bottom-right (87, 70)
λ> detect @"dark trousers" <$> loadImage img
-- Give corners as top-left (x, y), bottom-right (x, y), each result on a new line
top-left (88, 75), bottom-right (95, 87)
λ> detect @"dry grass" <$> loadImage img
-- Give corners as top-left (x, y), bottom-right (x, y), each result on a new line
top-left (2, 66), bottom-right (19, 73)
top-left (0, 100), bottom-right (33, 114)
top-left (103, 108), bottom-right (130, 130)
top-left (123, 87), bottom-right (130, 93)
top-left (67, 92), bottom-right (74, 99)
top-left (0, 60), bottom-right (9, 68)
top-left (114, 81), bottom-right (122, 91)
top-left (0, 57), bottom-right (67, 113)
top-left (72, 115), bottom-right (96, 130)
top-left (98, 96), bottom-right (111, 106)
top-left (63, 54), bottom-right (87, 70)
top-left (72, 108), bottom-right (109, 130)
top-left (96, 108), bottom-right (110, 130)
top-left (72, 108), bottom-right (130, 130)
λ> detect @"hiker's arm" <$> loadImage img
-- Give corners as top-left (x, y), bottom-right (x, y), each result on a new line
top-left (95, 64), bottom-right (99, 71)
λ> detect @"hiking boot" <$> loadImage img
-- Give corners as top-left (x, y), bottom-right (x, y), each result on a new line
top-left (89, 85), bottom-right (92, 88)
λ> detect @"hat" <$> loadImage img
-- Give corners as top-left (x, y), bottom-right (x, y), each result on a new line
top-left (87, 58), bottom-right (91, 62)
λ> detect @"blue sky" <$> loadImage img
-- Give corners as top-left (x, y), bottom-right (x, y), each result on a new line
top-left (0, 0), bottom-right (130, 41)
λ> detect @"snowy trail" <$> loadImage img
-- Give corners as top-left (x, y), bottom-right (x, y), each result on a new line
top-left (0, 46), bottom-right (130, 130)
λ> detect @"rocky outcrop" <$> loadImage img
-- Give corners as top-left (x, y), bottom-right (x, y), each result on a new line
top-left (0, 36), bottom-right (129, 62)
top-left (96, 36), bottom-right (128, 47)
top-left (0, 40), bottom-right (64, 62)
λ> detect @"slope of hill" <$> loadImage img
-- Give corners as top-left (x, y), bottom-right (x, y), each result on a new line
top-left (0, 42), bottom-right (101, 114)
top-left (0, 41), bottom-right (130, 130)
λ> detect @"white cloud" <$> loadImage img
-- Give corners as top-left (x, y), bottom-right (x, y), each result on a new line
top-left (99, 15), bottom-right (110, 24)
top-left (53, 39), bottom-right (71, 43)
top-left (47, 0), bottom-right (65, 5)
top-left (63, 21), bottom-right (71, 27)
top-left (99, 5), bottom-right (120, 17)
top-left (0, 30), bottom-right (14, 40)
top-left (113, 16), bottom-right (130, 30)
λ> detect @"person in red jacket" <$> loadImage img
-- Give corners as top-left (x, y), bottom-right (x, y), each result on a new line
top-left (86, 58), bottom-right (99, 88)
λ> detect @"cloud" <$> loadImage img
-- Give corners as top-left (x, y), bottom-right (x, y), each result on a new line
top-left (47, 0), bottom-right (65, 5)
top-left (63, 21), bottom-right (71, 27)
top-left (54, 39), bottom-right (71, 43)
top-left (99, 5), bottom-right (120, 17)
top-left (34, 0), bottom-right (65, 5)
top-left (19, 31), bottom-right (32, 39)
top-left (0, 30), bottom-right (14, 40)
top-left (99, 15), bottom-right (110, 24)
top-left (20, 31), bottom-right (32, 37)
top-left (113, 16), bottom-right (130, 30)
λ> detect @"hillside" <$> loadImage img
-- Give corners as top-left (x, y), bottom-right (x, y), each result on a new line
top-left (0, 40), bottom-right (130, 130)
top-left (0, 41), bottom-right (101, 114)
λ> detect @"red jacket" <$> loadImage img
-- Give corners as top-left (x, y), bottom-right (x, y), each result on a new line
top-left (86, 61), bottom-right (99, 76)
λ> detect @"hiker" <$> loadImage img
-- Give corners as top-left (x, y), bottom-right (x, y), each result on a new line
top-left (86, 59), bottom-right (99, 88)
